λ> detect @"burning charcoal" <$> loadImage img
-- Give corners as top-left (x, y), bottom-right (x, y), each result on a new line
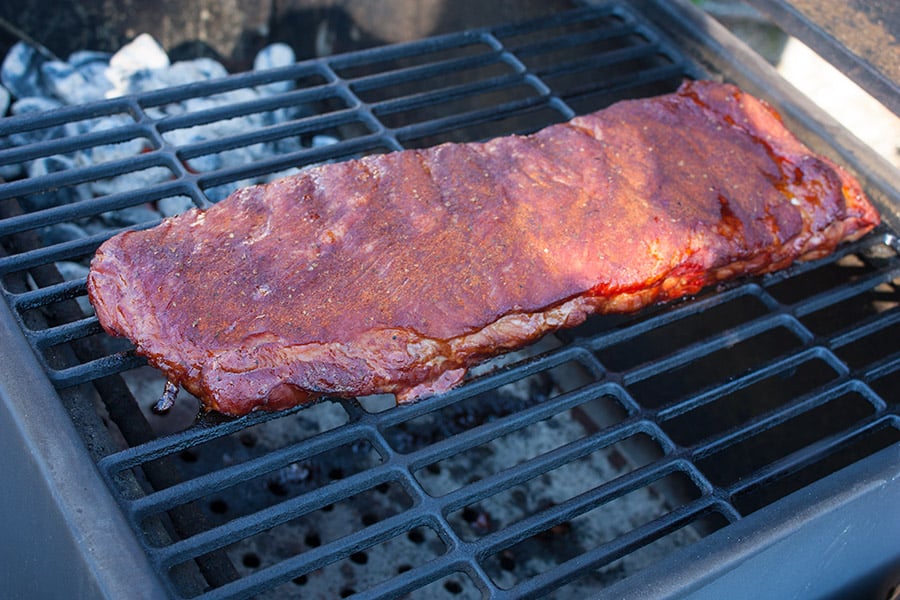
top-left (161, 126), bottom-right (220, 169)
top-left (176, 58), bottom-right (228, 82)
top-left (0, 162), bottom-right (20, 181)
top-left (101, 205), bottom-right (162, 227)
top-left (174, 94), bottom-right (218, 116)
top-left (205, 178), bottom-right (254, 203)
top-left (266, 462), bottom-right (315, 496)
top-left (282, 462), bottom-right (313, 484)
top-left (115, 57), bottom-right (229, 97)
top-left (183, 150), bottom-right (222, 175)
top-left (105, 34), bottom-right (170, 97)
top-left (77, 116), bottom-right (148, 166)
top-left (1, 42), bottom-right (50, 100)
top-left (54, 260), bottom-right (93, 313)
top-left (40, 223), bottom-right (89, 246)
top-left (0, 163), bottom-right (20, 181)
top-left (262, 166), bottom-right (303, 183)
top-left (217, 146), bottom-right (262, 172)
top-left (254, 43), bottom-right (296, 94)
top-left (229, 133), bottom-right (274, 164)
top-left (143, 59), bottom-right (228, 92)
top-left (40, 61), bottom-right (99, 105)
top-left (462, 506), bottom-right (495, 535)
top-left (90, 166), bottom-right (172, 197)
top-left (8, 96), bottom-right (90, 169)
top-left (0, 84), bottom-right (9, 116)
top-left (0, 85), bottom-right (16, 178)
top-left (68, 50), bottom-right (113, 90)
top-left (21, 154), bottom-right (81, 209)
top-left (54, 260), bottom-right (89, 282)
top-left (170, 89), bottom-right (266, 160)
top-left (312, 134), bottom-right (340, 147)
top-left (267, 136), bottom-right (305, 157)
top-left (115, 34), bottom-right (171, 71)
top-left (111, 69), bottom-right (164, 96)
top-left (9, 97), bottom-right (65, 141)
top-left (157, 196), bottom-right (195, 217)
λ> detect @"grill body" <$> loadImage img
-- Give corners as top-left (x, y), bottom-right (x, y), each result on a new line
top-left (0, 2), bottom-right (898, 599)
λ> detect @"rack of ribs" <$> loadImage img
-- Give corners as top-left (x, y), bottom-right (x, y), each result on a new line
top-left (87, 80), bottom-right (880, 416)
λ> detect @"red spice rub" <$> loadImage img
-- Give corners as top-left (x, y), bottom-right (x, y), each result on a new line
top-left (87, 80), bottom-right (880, 415)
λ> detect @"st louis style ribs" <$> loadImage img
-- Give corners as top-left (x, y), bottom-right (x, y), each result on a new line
top-left (87, 80), bottom-right (880, 416)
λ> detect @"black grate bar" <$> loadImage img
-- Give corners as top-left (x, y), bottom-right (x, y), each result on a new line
top-left (0, 180), bottom-right (192, 238)
top-left (29, 317), bottom-right (100, 350)
top-left (584, 282), bottom-right (777, 348)
top-left (116, 377), bottom-right (618, 520)
top-left (47, 352), bottom-right (147, 388)
top-left (397, 383), bottom-right (630, 473)
top-left (94, 347), bottom-right (603, 466)
top-left (532, 39), bottom-right (673, 81)
top-left (461, 413), bottom-right (670, 500)
top-left (549, 62), bottom-right (689, 106)
top-left (418, 416), bottom-right (667, 519)
top-left (0, 97), bottom-right (140, 136)
top-left (135, 64), bottom-right (336, 111)
top-left (723, 412), bottom-right (898, 500)
top-left (465, 456), bottom-right (703, 559)
top-left (150, 466), bottom-right (422, 571)
top-left (98, 402), bottom-right (311, 473)
top-left (326, 30), bottom-right (488, 71)
top-left (0, 121), bottom-right (149, 167)
top-left (390, 94), bottom-right (564, 142)
top-left (186, 511), bottom-right (452, 600)
top-left (766, 229), bottom-right (897, 285)
top-left (620, 313), bottom-right (814, 387)
top-left (339, 554), bottom-right (486, 600)
top-left (655, 346), bottom-right (850, 421)
top-left (0, 224), bottom-right (157, 275)
top-left (0, 151), bottom-right (179, 201)
top-left (491, 4), bottom-right (621, 39)
top-left (689, 378), bottom-right (881, 460)
top-left (787, 267), bottom-right (900, 319)
top-left (487, 43), bottom-right (576, 122)
top-left (861, 353), bottom-right (900, 383)
top-left (347, 47), bottom-right (509, 94)
top-left (171, 108), bottom-right (368, 161)
top-left (126, 420), bottom-right (391, 521)
top-left (1, 2), bottom-right (897, 598)
top-left (189, 134), bottom-right (392, 192)
top-left (502, 496), bottom-right (729, 600)
top-left (11, 278), bottom-right (85, 312)
top-left (142, 432), bottom-right (704, 599)
top-left (374, 347), bottom-right (604, 429)
top-left (504, 18), bottom-right (644, 59)
top-left (152, 86), bottom-right (343, 135)
top-left (828, 303), bottom-right (900, 348)
top-left (370, 71), bottom-right (537, 119)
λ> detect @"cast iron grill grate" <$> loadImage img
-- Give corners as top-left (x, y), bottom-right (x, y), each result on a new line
top-left (0, 3), bottom-right (898, 599)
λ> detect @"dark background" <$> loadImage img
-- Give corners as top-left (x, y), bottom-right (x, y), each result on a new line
top-left (0, 0), bottom-right (576, 71)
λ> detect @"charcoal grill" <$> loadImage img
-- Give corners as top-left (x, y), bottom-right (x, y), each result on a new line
top-left (1, 1), bottom-right (899, 599)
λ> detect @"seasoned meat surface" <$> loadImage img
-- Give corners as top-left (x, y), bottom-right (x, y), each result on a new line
top-left (87, 80), bottom-right (880, 415)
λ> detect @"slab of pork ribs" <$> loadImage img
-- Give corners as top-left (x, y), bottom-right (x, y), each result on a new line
top-left (87, 80), bottom-right (880, 416)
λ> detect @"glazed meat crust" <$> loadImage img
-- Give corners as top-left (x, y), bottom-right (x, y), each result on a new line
top-left (87, 80), bottom-right (880, 415)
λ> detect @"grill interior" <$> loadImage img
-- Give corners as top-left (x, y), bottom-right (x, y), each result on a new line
top-left (1, 2), bottom-right (899, 599)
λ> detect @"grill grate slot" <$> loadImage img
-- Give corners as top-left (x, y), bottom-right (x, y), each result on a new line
top-left (0, 2), bottom-right (898, 598)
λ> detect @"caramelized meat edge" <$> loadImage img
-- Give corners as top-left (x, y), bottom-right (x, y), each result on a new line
top-left (87, 80), bottom-right (880, 415)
